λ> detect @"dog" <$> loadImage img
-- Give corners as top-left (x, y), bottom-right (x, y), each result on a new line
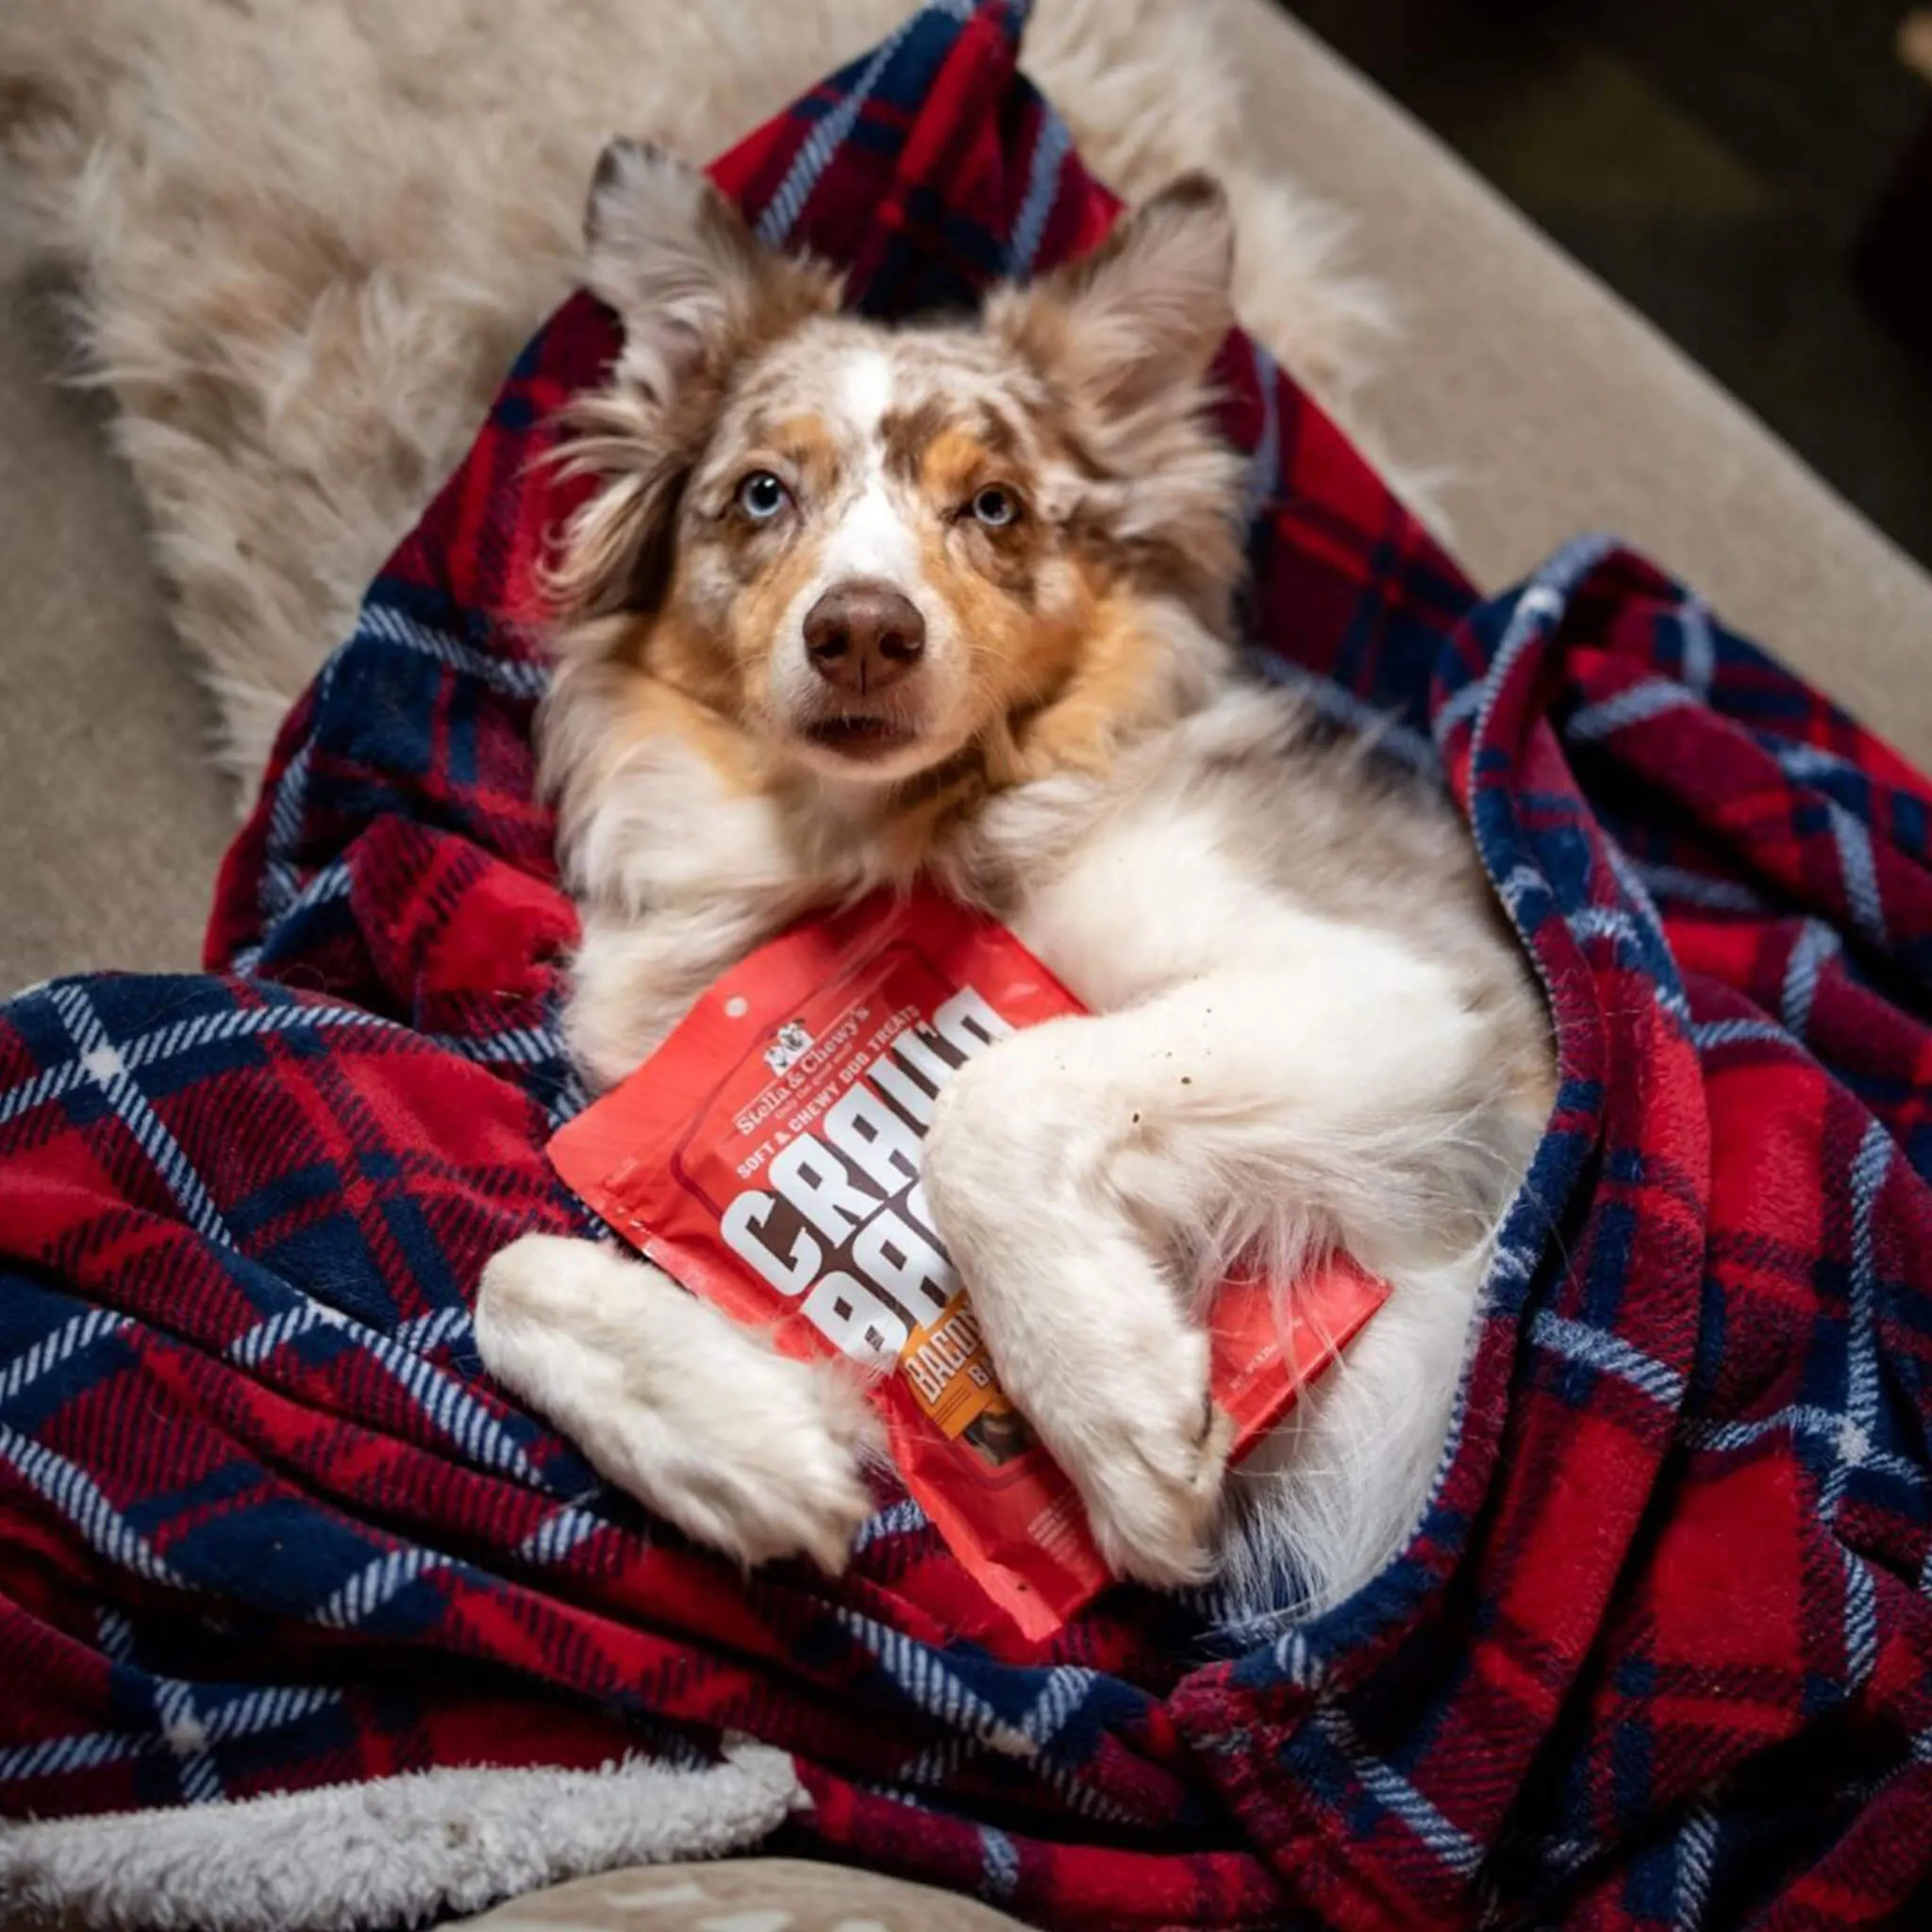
top-left (475, 142), bottom-right (1555, 1621)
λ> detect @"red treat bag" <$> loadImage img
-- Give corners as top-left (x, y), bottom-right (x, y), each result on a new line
top-left (548, 889), bottom-right (1388, 1639)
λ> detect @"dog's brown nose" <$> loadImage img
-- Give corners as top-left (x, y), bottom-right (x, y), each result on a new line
top-left (803, 580), bottom-right (926, 694)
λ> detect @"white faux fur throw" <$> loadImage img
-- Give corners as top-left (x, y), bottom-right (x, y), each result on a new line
top-left (0, 0), bottom-right (1389, 794)
top-left (0, 1742), bottom-right (803, 1932)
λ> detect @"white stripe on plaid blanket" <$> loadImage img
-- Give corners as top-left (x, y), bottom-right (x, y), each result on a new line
top-left (0, 1051), bottom-right (89, 1131)
top-left (1010, 111), bottom-right (1072, 275)
top-left (1567, 678), bottom-right (1696, 742)
top-left (153, 1678), bottom-right (223, 1805)
top-left (1241, 338), bottom-right (1282, 532)
top-left (1528, 1310), bottom-right (1685, 1409)
top-left (1826, 1121), bottom-right (1893, 1528)
top-left (255, 651), bottom-right (342, 928)
top-left (829, 1605), bottom-right (1037, 1758)
top-left (1779, 921), bottom-right (1842, 1040)
top-left (49, 982), bottom-right (232, 1248)
top-left (757, 8), bottom-right (924, 246)
top-left (0, 1423), bottom-right (189, 1589)
top-left (227, 1301), bottom-right (539, 1484)
top-left (125, 997), bottom-right (380, 1072)
top-left (1829, 799), bottom-right (1889, 948)
top-left (1315, 1704), bottom-right (1484, 1878)
top-left (0, 1728), bottom-right (145, 1784)
top-left (0, 995), bottom-right (396, 1137)
top-left (312, 1546), bottom-right (452, 1629)
top-left (1630, 860), bottom-right (1766, 914)
top-left (517, 1503), bottom-right (610, 1567)
top-left (0, 1307), bottom-right (130, 1407)
top-left (7, 1683), bottom-right (346, 1790)
top-left (357, 601), bottom-right (550, 700)
top-left (1684, 1402), bottom-right (1924, 1491)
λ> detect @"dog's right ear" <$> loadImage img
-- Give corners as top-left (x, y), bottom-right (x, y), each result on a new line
top-left (584, 139), bottom-right (837, 402)
top-left (550, 143), bottom-right (839, 625)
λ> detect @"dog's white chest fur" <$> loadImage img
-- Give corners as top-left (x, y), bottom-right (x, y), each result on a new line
top-left (1005, 758), bottom-right (1430, 1018)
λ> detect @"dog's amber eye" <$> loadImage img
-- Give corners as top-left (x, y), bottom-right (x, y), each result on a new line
top-left (968, 485), bottom-right (1020, 529)
top-left (736, 471), bottom-right (791, 521)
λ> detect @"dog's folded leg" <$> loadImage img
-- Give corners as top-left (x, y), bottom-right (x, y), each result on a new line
top-left (923, 948), bottom-right (1524, 1595)
top-left (921, 1016), bottom-right (1233, 1591)
top-left (475, 1234), bottom-right (878, 1573)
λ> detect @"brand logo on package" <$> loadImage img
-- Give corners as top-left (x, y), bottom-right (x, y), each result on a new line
top-left (762, 1020), bottom-right (815, 1076)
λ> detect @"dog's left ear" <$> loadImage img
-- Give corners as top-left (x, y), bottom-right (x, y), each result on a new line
top-left (991, 174), bottom-right (1234, 420)
top-left (584, 138), bottom-right (839, 403)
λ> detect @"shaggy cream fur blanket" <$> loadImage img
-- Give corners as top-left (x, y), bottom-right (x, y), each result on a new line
top-left (0, 0), bottom-right (1388, 793)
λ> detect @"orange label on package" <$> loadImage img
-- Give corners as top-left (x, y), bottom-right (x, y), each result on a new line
top-left (547, 889), bottom-right (1388, 1640)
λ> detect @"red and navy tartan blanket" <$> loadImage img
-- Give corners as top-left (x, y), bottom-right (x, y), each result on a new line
top-left (6, 4), bottom-right (1932, 1925)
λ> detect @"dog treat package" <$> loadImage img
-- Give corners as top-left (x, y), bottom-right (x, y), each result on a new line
top-left (548, 889), bottom-right (1389, 1640)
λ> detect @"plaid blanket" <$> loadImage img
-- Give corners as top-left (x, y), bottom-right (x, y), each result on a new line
top-left (6, 2), bottom-right (1932, 1924)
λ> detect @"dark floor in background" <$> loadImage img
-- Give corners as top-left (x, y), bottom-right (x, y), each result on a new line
top-left (1285, 0), bottom-right (1932, 569)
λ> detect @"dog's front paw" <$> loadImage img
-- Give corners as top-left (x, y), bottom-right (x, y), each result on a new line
top-left (1055, 1332), bottom-right (1231, 1589)
top-left (922, 1043), bottom-right (1231, 1591)
top-left (476, 1234), bottom-right (879, 1574)
top-left (632, 1342), bottom-right (881, 1575)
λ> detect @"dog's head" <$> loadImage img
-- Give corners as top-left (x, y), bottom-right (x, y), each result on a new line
top-left (551, 142), bottom-right (1243, 791)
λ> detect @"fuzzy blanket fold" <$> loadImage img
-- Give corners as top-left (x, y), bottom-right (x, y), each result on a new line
top-left (4, 5), bottom-right (1931, 1927)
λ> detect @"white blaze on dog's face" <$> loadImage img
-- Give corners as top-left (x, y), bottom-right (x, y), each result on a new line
top-left (550, 140), bottom-right (1243, 791)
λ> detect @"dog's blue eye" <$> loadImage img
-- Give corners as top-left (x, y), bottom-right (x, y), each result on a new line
top-left (737, 471), bottom-right (791, 521)
top-left (970, 486), bottom-right (1019, 528)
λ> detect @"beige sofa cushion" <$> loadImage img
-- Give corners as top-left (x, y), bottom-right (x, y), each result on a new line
top-left (1226, 7), bottom-right (1932, 764)
top-left (451, 1857), bottom-right (1030, 1930)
